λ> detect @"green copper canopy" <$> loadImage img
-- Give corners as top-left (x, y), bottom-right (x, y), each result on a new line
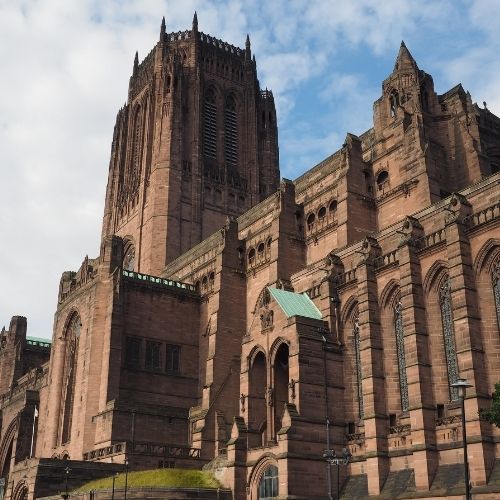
top-left (268, 287), bottom-right (322, 320)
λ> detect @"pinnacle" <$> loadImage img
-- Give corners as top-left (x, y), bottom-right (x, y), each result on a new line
top-left (192, 11), bottom-right (198, 31)
top-left (160, 16), bottom-right (166, 34)
top-left (245, 33), bottom-right (251, 61)
top-left (133, 51), bottom-right (139, 73)
top-left (394, 40), bottom-right (418, 72)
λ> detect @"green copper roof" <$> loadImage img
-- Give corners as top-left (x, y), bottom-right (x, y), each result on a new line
top-left (268, 287), bottom-right (322, 320)
top-left (26, 336), bottom-right (52, 344)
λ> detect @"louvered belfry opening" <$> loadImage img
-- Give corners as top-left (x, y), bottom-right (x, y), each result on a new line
top-left (225, 94), bottom-right (238, 166)
top-left (204, 88), bottom-right (217, 159)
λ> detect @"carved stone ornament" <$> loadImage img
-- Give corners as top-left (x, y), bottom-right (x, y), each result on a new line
top-left (398, 216), bottom-right (423, 247)
top-left (357, 236), bottom-right (381, 265)
top-left (260, 309), bottom-right (274, 330)
top-left (444, 193), bottom-right (471, 225)
top-left (288, 378), bottom-right (296, 402)
top-left (266, 386), bottom-right (274, 406)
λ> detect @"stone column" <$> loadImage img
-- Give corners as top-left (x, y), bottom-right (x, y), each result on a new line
top-left (444, 194), bottom-right (493, 486)
top-left (356, 237), bottom-right (388, 495)
top-left (397, 216), bottom-right (437, 490)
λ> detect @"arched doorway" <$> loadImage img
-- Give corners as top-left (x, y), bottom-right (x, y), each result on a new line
top-left (12, 481), bottom-right (29, 500)
top-left (248, 350), bottom-right (267, 447)
top-left (0, 419), bottom-right (17, 492)
top-left (273, 343), bottom-right (289, 438)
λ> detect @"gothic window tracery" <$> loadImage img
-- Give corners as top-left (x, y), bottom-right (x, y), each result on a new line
top-left (204, 88), bottom-right (217, 159)
top-left (394, 296), bottom-right (409, 412)
top-left (60, 313), bottom-right (81, 444)
top-left (225, 94), bottom-right (238, 166)
top-left (439, 276), bottom-right (459, 401)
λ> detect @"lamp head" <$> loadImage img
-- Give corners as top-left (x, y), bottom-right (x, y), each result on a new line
top-left (451, 378), bottom-right (473, 398)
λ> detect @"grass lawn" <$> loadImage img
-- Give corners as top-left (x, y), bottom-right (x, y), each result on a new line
top-left (74, 468), bottom-right (221, 492)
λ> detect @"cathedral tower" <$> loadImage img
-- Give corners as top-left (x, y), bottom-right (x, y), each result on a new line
top-left (101, 14), bottom-right (280, 275)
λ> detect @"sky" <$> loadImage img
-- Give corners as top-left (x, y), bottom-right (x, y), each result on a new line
top-left (1, 0), bottom-right (500, 339)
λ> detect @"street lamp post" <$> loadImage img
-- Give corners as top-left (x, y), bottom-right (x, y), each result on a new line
top-left (451, 378), bottom-right (473, 500)
top-left (111, 472), bottom-right (119, 500)
top-left (61, 466), bottom-right (70, 499)
top-left (124, 458), bottom-right (129, 500)
top-left (323, 447), bottom-right (352, 499)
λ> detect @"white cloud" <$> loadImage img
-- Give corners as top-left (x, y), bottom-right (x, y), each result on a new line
top-left (0, 0), bottom-right (498, 338)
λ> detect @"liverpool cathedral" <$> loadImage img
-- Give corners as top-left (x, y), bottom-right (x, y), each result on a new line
top-left (2, 14), bottom-right (500, 500)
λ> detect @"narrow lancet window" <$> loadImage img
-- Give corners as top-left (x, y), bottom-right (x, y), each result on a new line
top-left (394, 297), bottom-right (409, 412)
top-left (204, 88), bottom-right (217, 159)
top-left (353, 314), bottom-right (364, 419)
top-left (439, 277), bottom-right (459, 401)
top-left (225, 94), bottom-right (238, 166)
top-left (61, 313), bottom-right (81, 444)
top-left (131, 106), bottom-right (143, 179)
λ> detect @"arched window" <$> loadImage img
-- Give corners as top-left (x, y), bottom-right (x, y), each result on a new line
top-left (353, 315), bottom-right (364, 419)
top-left (492, 261), bottom-right (500, 329)
top-left (318, 206), bottom-right (326, 221)
top-left (274, 343), bottom-right (289, 437)
top-left (131, 106), bottom-right (143, 179)
top-left (363, 171), bottom-right (373, 194)
top-left (249, 351), bottom-right (267, 447)
top-left (209, 272), bottom-right (215, 289)
top-left (225, 94), bottom-right (238, 166)
top-left (61, 313), bottom-right (81, 444)
top-left (329, 200), bottom-right (338, 219)
top-left (295, 211), bottom-right (303, 232)
top-left (257, 243), bottom-right (265, 261)
top-left (376, 170), bottom-right (389, 192)
top-left (248, 248), bottom-right (256, 267)
top-left (202, 276), bottom-right (208, 292)
top-left (390, 90), bottom-right (399, 117)
top-left (258, 465), bottom-right (279, 499)
top-left (439, 277), bottom-right (459, 401)
top-left (215, 189), bottom-right (223, 204)
top-left (123, 244), bottom-right (135, 271)
top-left (307, 213), bottom-right (315, 231)
top-left (204, 88), bottom-right (217, 159)
top-left (394, 296), bottom-right (409, 412)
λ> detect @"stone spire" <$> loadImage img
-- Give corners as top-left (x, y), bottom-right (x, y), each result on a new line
top-left (394, 40), bottom-right (418, 72)
top-left (192, 11), bottom-right (198, 32)
top-left (160, 16), bottom-right (166, 38)
top-left (133, 51), bottom-right (139, 74)
top-left (245, 33), bottom-right (251, 61)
